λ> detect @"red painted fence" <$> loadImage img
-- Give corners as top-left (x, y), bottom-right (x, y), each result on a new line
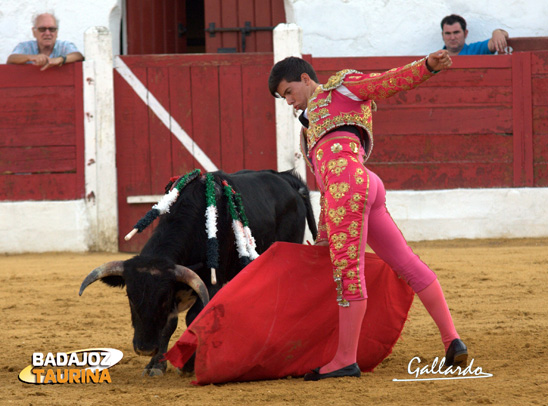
top-left (0, 63), bottom-right (84, 200)
top-left (306, 51), bottom-right (548, 190)
top-left (1, 52), bottom-right (546, 252)
top-left (114, 53), bottom-right (277, 251)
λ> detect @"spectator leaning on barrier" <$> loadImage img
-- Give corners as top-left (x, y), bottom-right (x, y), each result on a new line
top-left (441, 14), bottom-right (509, 55)
top-left (7, 12), bottom-right (84, 70)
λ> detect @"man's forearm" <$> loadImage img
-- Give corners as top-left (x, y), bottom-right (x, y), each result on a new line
top-left (493, 28), bottom-right (509, 39)
top-left (6, 54), bottom-right (30, 64)
top-left (488, 29), bottom-right (509, 53)
top-left (65, 52), bottom-right (84, 64)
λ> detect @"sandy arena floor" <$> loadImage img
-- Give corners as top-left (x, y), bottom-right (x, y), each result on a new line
top-left (1, 238), bottom-right (547, 405)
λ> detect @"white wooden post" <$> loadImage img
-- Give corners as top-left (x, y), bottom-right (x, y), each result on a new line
top-left (273, 23), bottom-right (306, 180)
top-left (84, 27), bottom-right (118, 252)
top-left (273, 24), bottom-right (319, 243)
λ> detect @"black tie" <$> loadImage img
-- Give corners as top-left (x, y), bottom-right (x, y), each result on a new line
top-left (298, 112), bottom-right (309, 128)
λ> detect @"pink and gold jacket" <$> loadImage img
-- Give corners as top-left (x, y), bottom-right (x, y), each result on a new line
top-left (303, 57), bottom-right (436, 167)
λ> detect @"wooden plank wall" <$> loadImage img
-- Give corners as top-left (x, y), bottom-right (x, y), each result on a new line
top-left (308, 55), bottom-right (527, 190)
top-left (204, 0), bottom-right (285, 53)
top-left (126, 0), bottom-right (187, 54)
top-left (0, 64), bottom-right (84, 200)
top-left (532, 51), bottom-right (548, 186)
top-left (114, 53), bottom-right (277, 252)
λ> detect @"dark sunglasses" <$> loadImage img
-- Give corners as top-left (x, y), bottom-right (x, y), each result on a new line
top-left (36, 27), bottom-right (58, 33)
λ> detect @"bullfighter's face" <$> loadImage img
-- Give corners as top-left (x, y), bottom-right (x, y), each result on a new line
top-left (276, 73), bottom-right (317, 112)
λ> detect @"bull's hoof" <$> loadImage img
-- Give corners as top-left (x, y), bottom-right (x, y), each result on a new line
top-left (142, 368), bottom-right (165, 377)
top-left (176, 367), bottom-right (194, 377)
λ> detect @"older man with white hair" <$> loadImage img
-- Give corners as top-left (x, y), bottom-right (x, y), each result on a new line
top-left (7, 11), bottom-right (84, 70)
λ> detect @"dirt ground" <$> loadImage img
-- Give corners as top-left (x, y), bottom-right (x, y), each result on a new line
top-left (1, 238), bottom-right (547, 406)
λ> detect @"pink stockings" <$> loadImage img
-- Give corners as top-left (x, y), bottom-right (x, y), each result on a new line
top-left (416, 279), bottom-right (459, 351)
top-left (312, 132), bottom-right (459, 372)
top-left (320, 299), bottom-right (367, 374)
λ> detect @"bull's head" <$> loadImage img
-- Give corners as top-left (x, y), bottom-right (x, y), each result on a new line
top-left (79, 258), bottom-right (209, 357)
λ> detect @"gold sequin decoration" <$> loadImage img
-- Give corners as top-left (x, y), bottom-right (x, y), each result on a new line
top-left (347, 270), bottom-right (357, 280)
top-left (331, 232), bottom-right (347, 250)
top-left (348, 283), bottom-right (358, 294)
top-left (349, 141), bottom-right (359, 154)
top-left (328, 206), bottom-right (346, 226)
top-left (331, 143), bottom-right (343, 153)
top-left (328, 182), bottom-right (350, 201)
top-left (349, 221), bottom-right (359, 237)
top-left (348, 245), bottom-right (357, 259)
top-left (334, 258), bottom-right (347, 271)
top-left (316, 148), bottom-right (324, 161)
top-left (319, 107), bottom-right (330, 118)
top-left (327, 157), bottom-right (348, 176)
top-left (350, 193), bottom-right (363, 212)
top-left (354, 167), bottom-right (365, 185)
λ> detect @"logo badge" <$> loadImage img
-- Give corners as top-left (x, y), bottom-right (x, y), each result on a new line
top-left (19, 348), bottom-right (123, 384)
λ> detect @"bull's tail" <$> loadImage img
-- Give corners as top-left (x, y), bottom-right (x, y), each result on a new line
top-left (278, 169), bottom-right (318, 242)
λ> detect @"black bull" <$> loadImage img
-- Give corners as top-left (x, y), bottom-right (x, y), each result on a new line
top-left (79, 169), bottom-right (317, 376)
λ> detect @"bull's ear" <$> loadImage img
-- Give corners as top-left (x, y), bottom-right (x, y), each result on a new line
top-left (99, 275), bottom-right (126, 288)
top-left (187, 262), bottom-right (204, 272)
top-left (79, 261), bottom-right (125, 295)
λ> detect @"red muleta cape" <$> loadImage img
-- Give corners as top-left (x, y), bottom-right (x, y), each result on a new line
top-left (165, 242), bottom-right (414, 385)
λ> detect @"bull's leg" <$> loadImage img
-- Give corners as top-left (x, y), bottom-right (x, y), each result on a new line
top-left (142, 314), bottom-right (179, 377)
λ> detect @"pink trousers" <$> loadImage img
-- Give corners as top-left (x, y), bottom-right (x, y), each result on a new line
top-left (311, 131), bottom-right (437, 306)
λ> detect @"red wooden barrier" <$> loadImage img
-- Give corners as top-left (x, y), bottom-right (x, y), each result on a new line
top-left (1, 52), bottom-right (546, 253)
top-left (307, 52), bottom-right (548, 190)
top-left (0, 63), bottom-right (84, 200)
top-left (114, 53), bottom-right (277, 252)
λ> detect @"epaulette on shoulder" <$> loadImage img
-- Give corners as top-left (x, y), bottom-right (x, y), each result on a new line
top-left (321, 69), bottom-right (363, 91)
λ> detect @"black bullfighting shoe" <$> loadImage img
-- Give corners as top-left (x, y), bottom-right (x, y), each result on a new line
top-left (445, 338), bottom-right (468, 368)
top-left (303, 363), bottom-right (361, 381)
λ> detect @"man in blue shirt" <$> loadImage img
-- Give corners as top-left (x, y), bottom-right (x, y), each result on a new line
top-left (441, 14), bottom-right (509, 56)
top-left (7, 12), bottom-right (83, 70)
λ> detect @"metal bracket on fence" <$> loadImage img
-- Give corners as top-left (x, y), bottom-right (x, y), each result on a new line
top-left (205, 21), bottom-right (274, 52)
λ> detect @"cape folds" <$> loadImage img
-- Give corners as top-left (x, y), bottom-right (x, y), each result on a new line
top-left (165, 242), bottom-right (414, 385)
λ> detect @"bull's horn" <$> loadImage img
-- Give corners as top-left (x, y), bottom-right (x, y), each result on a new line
top-left (173, 265), bottom-right (210, 306)
top-left (79, 261), bottom-right (124, 296)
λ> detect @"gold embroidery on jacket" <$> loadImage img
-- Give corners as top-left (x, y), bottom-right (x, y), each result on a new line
top-left (328, 206), bottom-right (346, 226)
top-left (328, 182), bottom-right (350, 201)
top-left (331, 143), bottom-right (343, 153)
top-left (331, 232), bottom-right (347, 250)
top-left (327, 157), bottom-right (348, 176)
top-left (348, 245), bottom-right (357, 259)
top-left (316, 148), bottom-right (323, 161)
top-left (350, 193), bottom-right (363, 212)
top-left (349, 221), bottom-right (359, 237)
top-left (333, 258), bottom-right (347, 273)
top-left (354, 167), bottom-right (365, 184)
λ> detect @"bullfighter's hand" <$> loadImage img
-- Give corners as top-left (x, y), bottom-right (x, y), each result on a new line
top-left (426, 50), bottom-right (452, 72)
top-left (315, 240), bottom-right (329, 247)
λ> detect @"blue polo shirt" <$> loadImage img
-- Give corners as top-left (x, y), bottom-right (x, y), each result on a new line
top-left (11, 40), bottom-right (80, 58)
top-left (443, 39), bottom-right (494, 55)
